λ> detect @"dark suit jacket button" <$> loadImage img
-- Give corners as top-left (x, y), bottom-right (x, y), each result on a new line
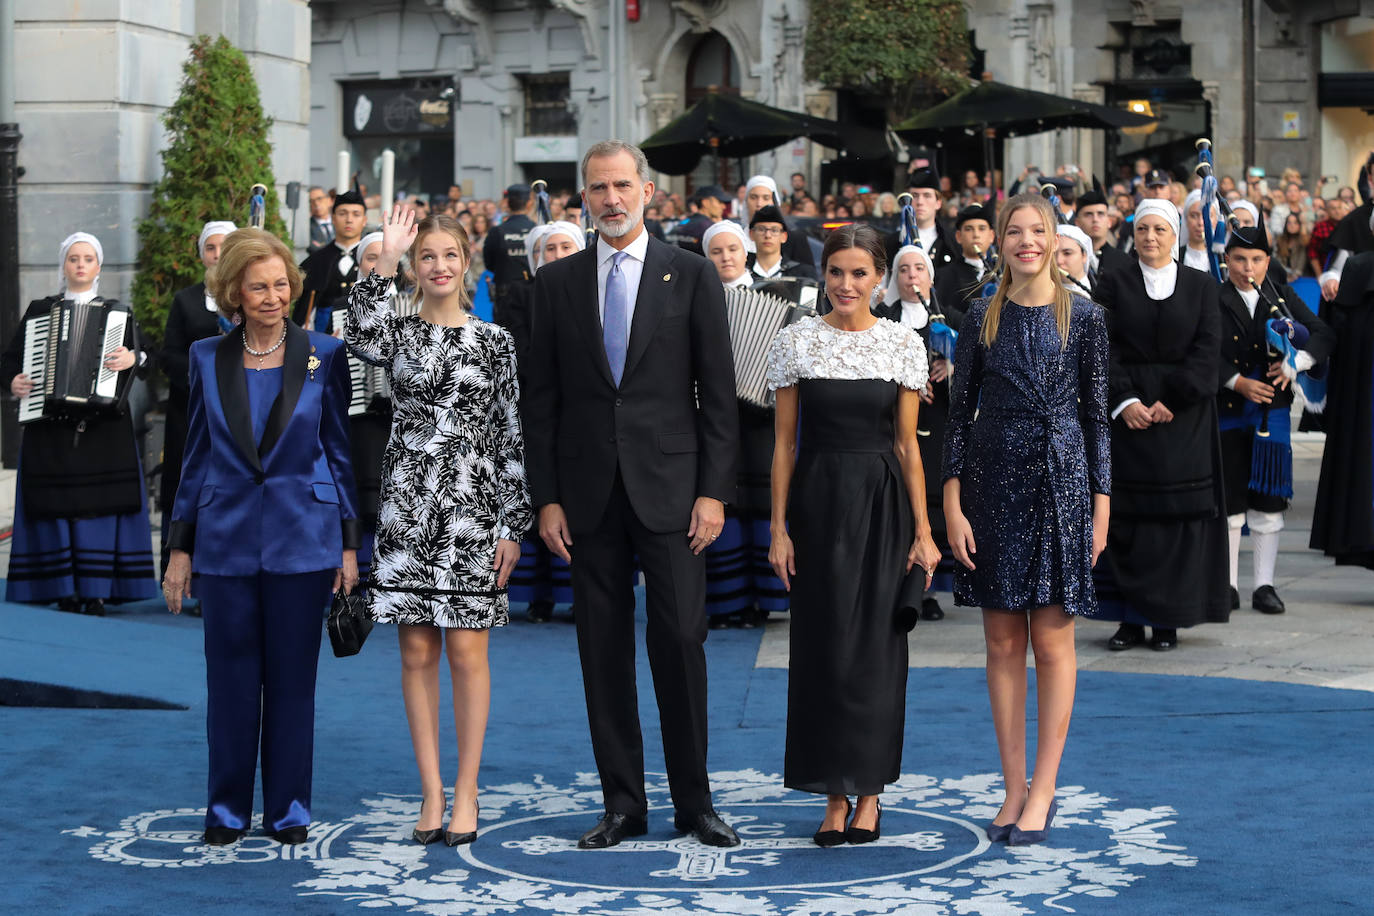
top-left (254, 474), bottom-right (265, 485)
top-left (615, 398), bottom-right (623, 407)
top-left (607, 436), bottom-right (615, 443)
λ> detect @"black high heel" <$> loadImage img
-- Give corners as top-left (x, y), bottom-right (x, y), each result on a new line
top-left (413, 796), bottom-right (444, 846)
top-left (845, 800), bottom-right (881, 844)
top-left (444, 800), bottom-right (479, 847)
top-left (813, 797), bottom-right (851, 848)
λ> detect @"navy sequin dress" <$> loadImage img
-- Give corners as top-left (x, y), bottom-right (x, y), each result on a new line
top-left (942, 297), bottom-right (1110, 615)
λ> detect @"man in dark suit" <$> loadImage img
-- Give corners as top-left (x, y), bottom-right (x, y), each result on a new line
top-left (524, 140), bottom-right (741, 850)
top-left (1075, 181), bottom-right (1134, 278)
top-left (307, 186), bottom-right (334, 250)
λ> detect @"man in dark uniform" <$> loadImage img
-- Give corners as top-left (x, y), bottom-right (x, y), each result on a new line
top-left (664, 186), bottom-right (728, 256)
top-left (1217, 224), bottom-right (1334, 614)
top-left (485, 184), bottom-right (536, 334)
top-left (934, 204), bottom-right (996, 310)
top-left (886, 167), bottom-right (957, 272)
top-left (294, 185), bottom-right (366, 330)
top-left (741, 175), bottom-right (815, 271)
top-left (1075, 179), bottom-right (1134, 277)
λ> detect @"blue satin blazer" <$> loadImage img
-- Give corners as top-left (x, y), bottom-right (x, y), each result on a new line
top-left (168, 323), bottom-right (361, 576)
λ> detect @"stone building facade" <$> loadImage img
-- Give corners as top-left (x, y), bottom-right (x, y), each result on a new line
top-left (10, 0), bottom-right (311, 309)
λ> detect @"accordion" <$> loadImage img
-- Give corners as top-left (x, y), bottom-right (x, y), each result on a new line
top-left (19, 298), bottom-right (133, 424)
top-left (725, 279), bottom-right (820, 409)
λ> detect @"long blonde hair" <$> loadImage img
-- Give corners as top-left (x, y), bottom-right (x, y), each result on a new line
top-left (407, 214), bottom-right (473, 312)
top-left (980, 193), bottom-right (1073, 349)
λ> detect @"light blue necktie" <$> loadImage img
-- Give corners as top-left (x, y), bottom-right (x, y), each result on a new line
top-left (603, 251), bottom-right (629, 386)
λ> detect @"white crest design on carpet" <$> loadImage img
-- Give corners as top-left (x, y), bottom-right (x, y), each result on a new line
top-left (68, 770), bottom-right (1196, 913)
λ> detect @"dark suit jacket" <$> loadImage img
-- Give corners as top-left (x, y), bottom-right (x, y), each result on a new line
top-left (934, 259), bottom-right (988, 312)
top-left (1216, 279), bottom-right (1334, 415)
top-left (167, 324), bottom-right (361, 574)
top-left (523, 233), bottom-right (739, 534)
top-left (159, 282), bottom-right (222, 508)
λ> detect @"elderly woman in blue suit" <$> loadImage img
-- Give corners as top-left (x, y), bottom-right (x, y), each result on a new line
top-left (161, 228), bottom-right (361, 847)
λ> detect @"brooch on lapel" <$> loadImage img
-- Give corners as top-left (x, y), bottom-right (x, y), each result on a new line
top-left (307, 348), bottom-right (320, 381)
top-left (663, 273), bottom-right (671, 282)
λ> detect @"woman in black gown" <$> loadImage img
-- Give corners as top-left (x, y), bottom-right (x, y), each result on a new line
top-left (943, 194), bottom-right (1111, 846)
top-left (766, 225), bottom-right (941, 847)
top-left (1092, 198), bottom-right (1231, 651)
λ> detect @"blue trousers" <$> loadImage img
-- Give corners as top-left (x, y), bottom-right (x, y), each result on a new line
top-left (199, 570), bottom-right (333, 833)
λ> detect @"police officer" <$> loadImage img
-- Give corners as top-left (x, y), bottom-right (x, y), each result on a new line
top-left (484, 183), bottom-right (536, 332)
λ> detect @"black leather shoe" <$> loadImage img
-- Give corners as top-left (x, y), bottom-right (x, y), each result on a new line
top-left (673, 810), bottom-right (740, 847)
top-left (577, 812), bottom-right (647, 849)
top-left (1228, 586), bottom-right (1240, 610)
top-left (413, 797), bottom-right (445, 845)
top-left (1107, 623), bottom-right (1145, 651)
top-left (708, 615), bottom-right (731, 630)
top-left (272, 826), bottom-right (309, 845)
top-left (55, 596), bottom-right (82, 614)
top-left (846, 801), bottom-right (882, 845)
top-left (921, 597), bottom-right (945, 621)
top-left (202, 826), bottom-right (245, 846)
top-left (81, 598), bottom-right (106, 617)
top-left (1149, 628), bottom-right (1177, 651)
top-left (1252, 585), bottom-right (1285, 615)
top-left (526, 600), bottom-right (554, 623)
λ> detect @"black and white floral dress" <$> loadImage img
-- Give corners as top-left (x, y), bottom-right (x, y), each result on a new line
top-left (346, 271), bottom-right (532, 628)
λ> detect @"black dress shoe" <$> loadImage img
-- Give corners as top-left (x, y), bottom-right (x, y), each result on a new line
top-left (708, 615), bottom-right (731, 630)
top-left (1228, 586), bottom-right (1240, 610)
top-left (81, 598), bottom-right (106, 617)
top-left (1107, 623), bottom-right (1146, 650)
top-left (202, 826), bottom-right (245, 846)
top-left (271, 826), bottom-right (309, 845)
top-left (813, 798), bottom-right (851, 848)
top-left (1149, 628), bottom-right (1177, 651)
top-left (577, 812), bottom-right (648, 849)
top-left (55, 597), bottom-right (82, 614)
top-left (526, 600), bottom-right (554, 623)
top-left (921, 597), bottom-right (945, 621)
top-left (1252, 585), bottom-right (1286, 615)
top-left (673, 810), bottom-right (740, 847)
top-left (845, 801), bottom-right (882, 845)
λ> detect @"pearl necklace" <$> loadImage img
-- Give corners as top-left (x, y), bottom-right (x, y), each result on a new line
top-left (242, 323), bottom-right (287, 368)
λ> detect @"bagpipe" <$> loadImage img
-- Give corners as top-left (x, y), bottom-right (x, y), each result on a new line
top-left (1253, 275), bottom-right (1328, 415)
top-left (897, 192), bottom-right (957, 360)
top-left (216, 182), bottom-right (269, 335)
top-left (1194, 138), bottom-right (1240, 283)
top-left (532, 179), bottom-right (552, 225)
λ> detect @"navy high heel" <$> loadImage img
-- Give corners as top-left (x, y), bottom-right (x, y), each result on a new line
top-left (1008, 798), bottom-right (1058, 846)
top-left (987, 783), bottom-right (1029, 842)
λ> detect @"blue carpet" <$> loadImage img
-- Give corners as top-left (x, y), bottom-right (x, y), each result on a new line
top-left (1, 593), bottom-right (1369, 914)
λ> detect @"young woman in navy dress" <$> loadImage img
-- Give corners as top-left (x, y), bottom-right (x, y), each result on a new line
top-left (943, 193), bottom-right (1111, 846)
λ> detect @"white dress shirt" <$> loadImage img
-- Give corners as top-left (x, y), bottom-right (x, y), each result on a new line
top-left (917, 224), bottom-right (937, 254)
top-left (596, 226), bottom-right (650, 330)
top-left (724, 272), bottom-right (753, 289)
top-left (752, 257), bottom-right (783, 279)
top-left (963, 255), bottom-right (984, 279)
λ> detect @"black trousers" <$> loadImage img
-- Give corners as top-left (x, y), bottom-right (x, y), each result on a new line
top-left (570, 473), bottom-right (712, 819)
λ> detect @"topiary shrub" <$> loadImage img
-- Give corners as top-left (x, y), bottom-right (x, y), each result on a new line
top-left (131, 34), bottom-right (288, 349)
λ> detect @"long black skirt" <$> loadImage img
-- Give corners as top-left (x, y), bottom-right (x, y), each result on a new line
top-left (785, 443), bottom-right (912, 796)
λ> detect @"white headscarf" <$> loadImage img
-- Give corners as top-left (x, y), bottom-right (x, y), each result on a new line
top-left (884, 244), bottom-right (935, 306)
top-left (1180, 189), bottom-right (1220, 250)
top-left (58, 231), bottom-right (103, 296)
top-left (355, 231), bottom-right (384, 260)
top-left (745, 175), bottom-right (780, 208)
top-left (1231, 199), bottom-right (1260, 228)
top-left (198, 221), bottom-right (237, 259)
top-left (702, 220), bottom-right (750, 256)
top-left (1055, 224), bottom-right (1098, 274)
top-left (528, 220), bottom-right (585, 273)
top-left (1133, 199), bottom-right (1181, 261)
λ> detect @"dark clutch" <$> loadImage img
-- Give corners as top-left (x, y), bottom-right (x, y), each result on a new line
top-left (895, 567), bottom-right (925, 633)
top-left (327, 590), bottom-right (372, 657)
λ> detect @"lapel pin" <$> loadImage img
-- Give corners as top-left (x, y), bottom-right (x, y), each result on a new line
top-left (307, 355), bottom-right (320, 380)
top-left (663, 273), bottom-right (671, 281)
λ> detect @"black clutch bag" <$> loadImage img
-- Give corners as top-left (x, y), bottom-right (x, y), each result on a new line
top-left (327, 590), bottom-right (372, 657)
top-left (895, 567), bottom-right (926, 633)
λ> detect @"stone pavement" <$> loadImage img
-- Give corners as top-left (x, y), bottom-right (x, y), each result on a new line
top-left (3, 432), bottom-right (1371, 691)
top-left (755, 433), bottom-right (1374, 692)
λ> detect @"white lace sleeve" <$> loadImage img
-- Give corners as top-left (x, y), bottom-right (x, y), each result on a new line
top-left (765, 323), bottom-right (798, 391)
top-left (899, 327), bottom-right (929, 392)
